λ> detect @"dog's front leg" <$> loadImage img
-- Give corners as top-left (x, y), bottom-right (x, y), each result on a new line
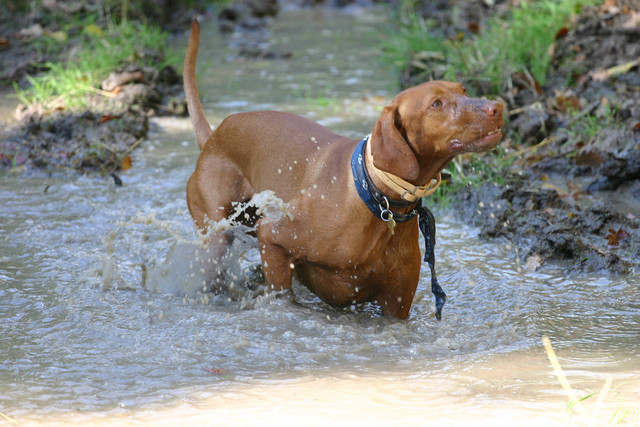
top-left (375, 267), bottom-right (420, 320)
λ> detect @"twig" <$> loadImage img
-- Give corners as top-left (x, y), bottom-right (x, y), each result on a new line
top-left (450, 157), bottom-right (466, 179)
top-left (75, 82), bottom-right (116, 98)
top-left (120, 136), bottom-right (145, 159)
top-left (98, 142), bottom-right (118, 154)
top-left (504, 136), bottom-right (555, 160)
top-left (592, 57), bottom-right (640, 81)
top-left (0, 412), bottom-right (17, 424)
top-left (105, 136), bottom-right (146, 177)
top-left (508, 101), bottom-right (543, 117)
top-left (522, 66), bottom-right (539, 97)
top-left (542, 335), bottom-right (579, 405)
top-left (506, 73), bottom-right (515, 107)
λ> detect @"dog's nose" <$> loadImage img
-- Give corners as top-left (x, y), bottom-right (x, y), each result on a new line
top-left (483, 100), bottom-right (502, 117)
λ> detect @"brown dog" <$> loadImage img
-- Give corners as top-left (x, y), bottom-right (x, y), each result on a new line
top-left (183, 19), bottom-right (503, 319)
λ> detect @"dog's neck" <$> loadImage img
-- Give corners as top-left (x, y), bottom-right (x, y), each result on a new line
top-left (365, 138), bottom-right (441, 203)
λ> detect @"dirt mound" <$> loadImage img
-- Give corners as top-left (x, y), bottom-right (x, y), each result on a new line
top-left (452, 179), bottom-right (639, 274)
top-left (544, 2), bottom-right (640, 193)
top-left (0, 63), bottom-right (184, 176)
top-left (1, 109), bottom-right (147, 176)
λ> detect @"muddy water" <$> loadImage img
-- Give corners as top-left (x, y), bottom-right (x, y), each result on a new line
top-left (1, 8), bottom-right (639, 426)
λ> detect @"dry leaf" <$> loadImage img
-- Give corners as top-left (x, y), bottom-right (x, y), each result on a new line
top-left (98, 114), bottom-right (119, 124)
top-left (48, 30), bottom-right (67, 42)
top-left (554, 91), bottom-right (581, 113)
top-left (555, 27), bottom-right (569, 39)
top-left (606, 228), bottom-right (630, 246)
top-left (120, 155), bottom-right (132, 171)
top-left (18, 24), bottom-right (44, 39)
top-left (622, 11), bottom-right (640, 29)
top-left (541, 183), bottom-right (567, 197)
top-left (83, 24), bottom-right (104, 37)
top-left (601, 0), bottom-right (619, 13)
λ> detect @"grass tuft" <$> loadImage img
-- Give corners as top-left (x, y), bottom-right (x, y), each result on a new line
top-left (384, 0), bottom-right (599, 95)
top-left (430, 146), bottom-right (513, 207)
top-left (13, 19), bottom-right (170, 110)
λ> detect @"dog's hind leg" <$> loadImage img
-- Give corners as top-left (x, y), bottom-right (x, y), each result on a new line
top-left (186, 157), bottom-right (255, 291)
top-left (255, 216), bottom-right (295, 293)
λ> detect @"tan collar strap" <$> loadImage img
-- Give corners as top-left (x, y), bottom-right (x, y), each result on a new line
top-left (365, 137), bottom-right (441, 203)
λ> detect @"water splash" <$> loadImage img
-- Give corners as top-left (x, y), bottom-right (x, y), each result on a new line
top-left (101, 190), bottom-right (291, 305)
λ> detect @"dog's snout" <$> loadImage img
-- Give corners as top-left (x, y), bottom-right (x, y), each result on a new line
top-left (483, 100), bottom-right (502, 117)
top-left (462, 98), bottom-right (503, 119)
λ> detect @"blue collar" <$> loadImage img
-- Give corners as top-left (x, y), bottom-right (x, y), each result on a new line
top-left (350, 135), bottom-right (447, 320)
top-left (350, 135), bottom-right (417, 223)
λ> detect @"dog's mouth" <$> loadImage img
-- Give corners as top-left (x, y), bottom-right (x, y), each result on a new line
top-left (449, 127), bottom-right (503, 153)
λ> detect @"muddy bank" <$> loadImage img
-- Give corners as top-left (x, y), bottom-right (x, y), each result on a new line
top-left (0, 63), bottom-right (185, 176)
top-left (0, 0), bottom-right (195, 176)
top-left (404, 1), bottom-right (640, 272)
top-left (452, 180), bottom-right (639, 274)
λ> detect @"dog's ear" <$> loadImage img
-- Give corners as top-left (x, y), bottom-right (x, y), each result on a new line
top-left (371, 106), bottom-right (420, 181)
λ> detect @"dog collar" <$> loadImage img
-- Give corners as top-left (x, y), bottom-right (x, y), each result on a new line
top-left (350, 136), bottom-right (417, 223)
top-left (350, 135), bottom-right (447, 320)
top-left (364, 138), bottom-right (442, 203)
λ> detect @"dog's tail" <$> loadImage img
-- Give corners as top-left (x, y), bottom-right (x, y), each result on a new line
top-left (184, 18), bottom-right (213, 150)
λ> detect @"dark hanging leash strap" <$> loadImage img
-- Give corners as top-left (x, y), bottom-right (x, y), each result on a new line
top-left (351, 136), bottom-right (447, 320)
top-left (416, 202), bottom-right (447, 320)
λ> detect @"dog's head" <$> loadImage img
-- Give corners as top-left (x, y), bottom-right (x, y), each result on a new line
top-left (371, 81), bottom-right (504, 181)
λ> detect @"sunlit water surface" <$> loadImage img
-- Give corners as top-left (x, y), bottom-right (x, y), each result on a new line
top-left (1, 8), bottom-right (638, 426)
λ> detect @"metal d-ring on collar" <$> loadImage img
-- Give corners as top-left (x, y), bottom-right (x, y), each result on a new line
top-left (350, 135), bottom-right (447, 320)
top-left (379, 196), bottom-right (393, 221)
top-left (379, 196), bottom-right (398, 234)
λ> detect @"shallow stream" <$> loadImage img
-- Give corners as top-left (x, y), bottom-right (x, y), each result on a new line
top-left (1, 8), bottom-right (638, 425)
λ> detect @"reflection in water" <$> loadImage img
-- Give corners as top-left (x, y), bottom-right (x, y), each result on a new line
top-left (0, 7), bottom-right (638, 425)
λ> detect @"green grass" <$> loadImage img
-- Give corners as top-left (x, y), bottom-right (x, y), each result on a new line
top-left (384, 0), bottom-right (598, 95)
top-left (383, 2), bottom-right (445, 71)
top-left (13, 18), bottom-right (171, 110)
top-left (430, 147), bottom-right (514, 206)
top-left (557, 101), bottom-right (618, 157)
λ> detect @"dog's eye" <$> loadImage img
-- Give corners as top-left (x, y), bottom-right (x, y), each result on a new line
top-left (432, 100), bottom-right (442, 108)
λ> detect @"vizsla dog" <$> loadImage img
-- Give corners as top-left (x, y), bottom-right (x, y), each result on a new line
top-left (183, 19), bottom-right (503, 319)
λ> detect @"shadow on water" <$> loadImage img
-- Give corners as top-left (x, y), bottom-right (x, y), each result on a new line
top-left (0, 7), bottom-right (638, 425)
